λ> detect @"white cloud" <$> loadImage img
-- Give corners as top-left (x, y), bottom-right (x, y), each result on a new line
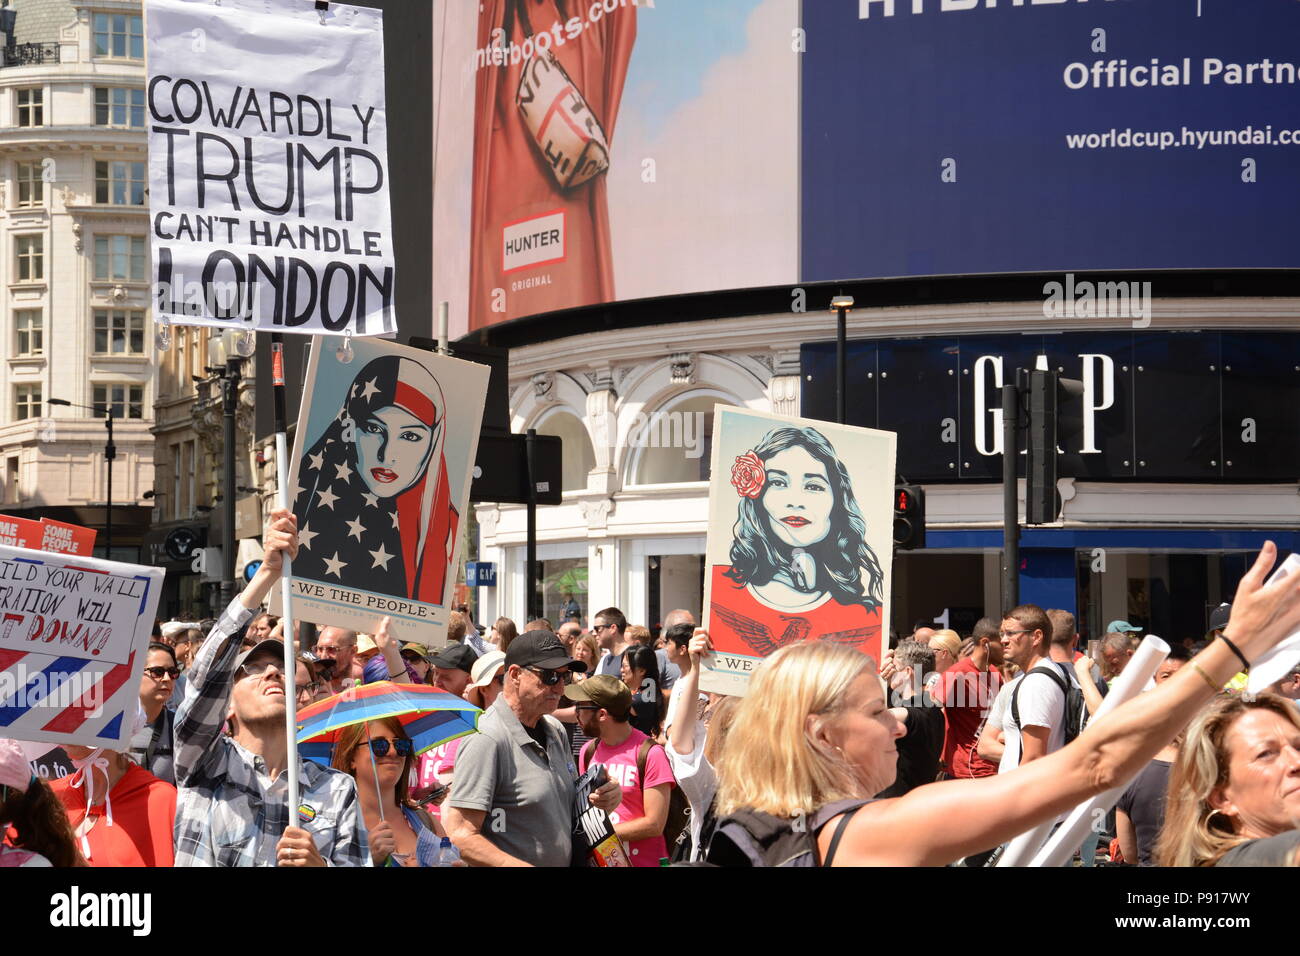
top-left (607, 0), bottom-right (800, 302)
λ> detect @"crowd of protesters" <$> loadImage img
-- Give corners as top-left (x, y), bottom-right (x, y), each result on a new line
top-left (3, 511), bottom-right (1300, 868)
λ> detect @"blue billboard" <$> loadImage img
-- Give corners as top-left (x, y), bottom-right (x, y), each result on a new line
top-left (801, 0), bottom-right (1300, 280)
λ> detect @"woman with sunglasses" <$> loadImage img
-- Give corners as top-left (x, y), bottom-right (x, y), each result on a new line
top-left (332, 717), bottom-right (444, 867)
top-left (130, 643), bottom-right (180, 785)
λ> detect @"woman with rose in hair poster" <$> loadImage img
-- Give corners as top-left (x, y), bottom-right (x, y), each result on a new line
top-left (700, 407), bottom-right (896, 696)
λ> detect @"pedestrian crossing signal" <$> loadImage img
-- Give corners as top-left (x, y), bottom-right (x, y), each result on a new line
top-left (893, 484), bottom-right (925, 550)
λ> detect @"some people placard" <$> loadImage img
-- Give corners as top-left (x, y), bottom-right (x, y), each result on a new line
top-left (700, 406), bottom-right (896, 697)
top-left (272, 337), bottom-right (489, 643)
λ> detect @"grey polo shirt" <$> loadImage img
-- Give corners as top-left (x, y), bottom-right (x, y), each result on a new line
top-left (449, 695), bottom-right (578, 867)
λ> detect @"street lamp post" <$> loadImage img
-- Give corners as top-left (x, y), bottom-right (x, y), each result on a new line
top-left (830, 296), bottom-right (854, 425)
top-left (209, 330), bottom-right (252, 607)
top-left (49, 398), bottom-right (114, 556)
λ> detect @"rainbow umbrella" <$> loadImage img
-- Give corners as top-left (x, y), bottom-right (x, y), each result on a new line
top-left (295, 681), bottom-right (481, 766)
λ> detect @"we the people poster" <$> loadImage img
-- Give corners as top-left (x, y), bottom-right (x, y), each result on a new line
top-left (700, 406), bottom-right (896, 697)
top-left (274, 338), bottom-right (489, 642)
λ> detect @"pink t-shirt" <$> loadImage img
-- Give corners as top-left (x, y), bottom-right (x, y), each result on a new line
top-left (416, 737), bottom-right (462, 819)
top-left (580, 728), bottom-right (676, 867)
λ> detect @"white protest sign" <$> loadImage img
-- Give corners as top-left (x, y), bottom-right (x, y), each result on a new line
top-left (0, 547), bottom-right (164, 750)
top-left (147, 0), bottom-right (395, 336)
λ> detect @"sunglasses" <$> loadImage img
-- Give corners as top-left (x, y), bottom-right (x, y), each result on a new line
top-left (368, 738), bottom-right (414, 758)
top-left (144, 666), bottom-right (180, 680)
top-left (527, 666), bottom-right (573, 686)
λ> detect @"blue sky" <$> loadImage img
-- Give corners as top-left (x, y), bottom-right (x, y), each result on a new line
top-left (621, 0), bottom-right (766, 138)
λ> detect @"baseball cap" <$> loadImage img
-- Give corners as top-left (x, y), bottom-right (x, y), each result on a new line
top-left (1106, 620), bottom-right (1142, 635)
top-left (465, 650), bottom-right (507, 708)
top-left (400, 642), bottom-right (431, 662)
top-left (236, 638), bottom-right (287, 673)
top-left (430, 643), bottom-right (479, 674)
top-left (1207, 603), bottom-right (1232, 633)
top-left (506, 629), bottom-right (587, 672)
top-left (563, 674), bottom-right (631, 717)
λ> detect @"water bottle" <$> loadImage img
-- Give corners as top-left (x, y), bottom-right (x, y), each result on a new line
top-left (437, 836), bottom-right (462, 867)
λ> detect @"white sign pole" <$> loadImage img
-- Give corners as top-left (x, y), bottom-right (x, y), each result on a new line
top-left (271, 336), bottom-right (300, 819)
top-left (998, 635), bottom-right (1169, 866)
top-left (1026, 635), bottom-right (1170, 867)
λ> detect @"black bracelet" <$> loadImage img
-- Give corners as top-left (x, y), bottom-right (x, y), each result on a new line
top-left (1216, 632), bottom-right (1250, 673)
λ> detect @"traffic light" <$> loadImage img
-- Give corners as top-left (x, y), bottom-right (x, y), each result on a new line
top-left (893, 484), bottom-right (926, 550)
top-left (1026, 369), bottom-right (1085, 524)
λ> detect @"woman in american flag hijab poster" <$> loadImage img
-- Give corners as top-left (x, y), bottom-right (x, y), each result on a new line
top-left (278, 337), bottom-right (489, 642)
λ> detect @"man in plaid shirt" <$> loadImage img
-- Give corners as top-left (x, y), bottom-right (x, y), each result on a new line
top-left (174, 509), bottom-right (370, 867)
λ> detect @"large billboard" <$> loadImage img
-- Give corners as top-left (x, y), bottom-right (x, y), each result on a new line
top-left (433, 0), bottom-right (1300, 336)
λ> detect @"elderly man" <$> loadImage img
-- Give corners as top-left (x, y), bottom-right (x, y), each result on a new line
top-left (443, 630), bottom-right (622, 866)
top-left (173, 509), bottom-right (369, 867)
top-left (314, 627), bottom-right (359, 694)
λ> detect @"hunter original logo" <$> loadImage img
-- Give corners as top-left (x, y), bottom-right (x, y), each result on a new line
top-left (50, 887), bottom-right (152, 936)
top-left (502, 210), bottom-right (566, 274)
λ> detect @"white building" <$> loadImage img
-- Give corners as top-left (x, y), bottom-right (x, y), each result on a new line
top-left (473, 300), bottom-right (1300, 643)
top-left (0, 0), bottom-right (154, 558)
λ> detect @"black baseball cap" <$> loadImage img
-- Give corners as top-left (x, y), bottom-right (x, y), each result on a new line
top-left (506, 629), bottom-right (587, 672)
top-left (429, 643), bottom-right (479, 674)
top-left (1208, 603), bottom-right (1232, 633)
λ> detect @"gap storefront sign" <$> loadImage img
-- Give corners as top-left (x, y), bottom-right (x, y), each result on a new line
top-left (801, 331), bottom-right (1300, 484)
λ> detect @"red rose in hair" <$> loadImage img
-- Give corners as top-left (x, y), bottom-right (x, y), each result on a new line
top-left (730, 451), bottom-right (766, 499)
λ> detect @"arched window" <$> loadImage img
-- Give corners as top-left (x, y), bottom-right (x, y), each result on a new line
top-left (631, 394), bottom-right (734, 486)
top-left (535, 410), bottom-right (594, 493)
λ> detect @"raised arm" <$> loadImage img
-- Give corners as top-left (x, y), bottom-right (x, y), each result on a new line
top-left (836, 541), bottom-right (1300, 866)
top-left (667, 630), bottom-right (710, 757)
top-left (371, 616), bottom-right (412, 684)
top-left (174, 510), bottom-right (297, 785)
top-left (1073, 656), bottom-right (1105, 716)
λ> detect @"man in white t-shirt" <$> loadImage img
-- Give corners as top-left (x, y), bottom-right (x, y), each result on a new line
top-left (997, 604), bottom-right (1067, 772)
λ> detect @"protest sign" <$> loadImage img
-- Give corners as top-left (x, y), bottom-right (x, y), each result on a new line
top-left (270, 337), bottom-right (489, 643)
top-left (39, 518), bottom-right (97, 556)
top-left (0, 515), bottom-right (41, 549)
top-left (699, 406), bottom-right (896, 697)
top-left (0, 547), bottom-right (163, 750)
top-left (0, 516), bottom-right (97, 555)
top-left (146, 0), bottom-right (395, 336)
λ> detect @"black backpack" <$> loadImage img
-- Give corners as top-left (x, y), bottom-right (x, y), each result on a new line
top-left (1009, 662), bottom-right (1087, 762)
top-left (703, 798), bottom-right (870, 867)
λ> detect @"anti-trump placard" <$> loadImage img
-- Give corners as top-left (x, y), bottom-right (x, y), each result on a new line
top-left (0, 548), bottom-right (163, 750)
top-left (147, 0), bottom-right (394, 336)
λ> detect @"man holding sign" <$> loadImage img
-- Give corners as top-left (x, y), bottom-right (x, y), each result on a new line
top-left (173, 509), bottom-right (369, 867)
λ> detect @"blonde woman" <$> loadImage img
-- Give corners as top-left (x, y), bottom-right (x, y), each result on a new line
top-left (707, 542), bottom-right (1300, 866)
top-left (1155, 692), bottom-right (1300, 867)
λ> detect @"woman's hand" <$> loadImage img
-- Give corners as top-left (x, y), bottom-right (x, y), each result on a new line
top-left (688, 629), bottom-right (713, 665)
top-left (374, 616), bottom-right (397, 655)
top-left (1073, 656), bottom-right (1092, 680)
top-left (1222, 542), bottom-right (1300, 664)
top-left (368, 819), bottom-right (396, 866)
